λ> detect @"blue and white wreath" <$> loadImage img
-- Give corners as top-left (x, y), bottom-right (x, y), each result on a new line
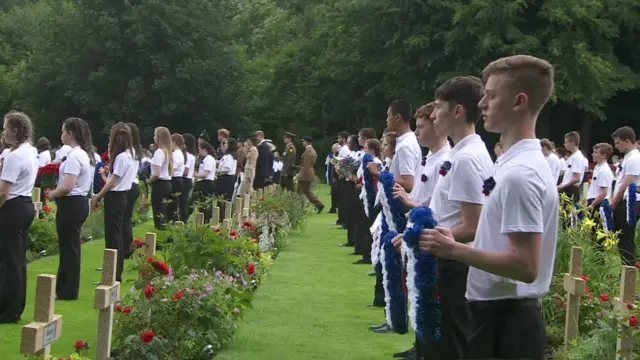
top-left (628, 183), bottom-right (637, 228)
top-left (381, 230), bottom-right (408, 334)
top-left (599, 199), bottom-right (615, 232)
top-left (360, 153), bottom-right (378, 219)
top-left (403, 207), bottom-right (441, 342)
top-left (379, 170), bottom-right (408, 233)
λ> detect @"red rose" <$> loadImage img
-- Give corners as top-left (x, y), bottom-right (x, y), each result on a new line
top-left (173, 290), bottom-right (184, 301)
top-left (599, 293), bottom-right (609, 302)
top-left (145, 284), bottom-right (156, 299)
top-left (43, 205), bottom-right (51, 213)
top-left (147, 256), bottom-right (154, 263)
top-left (74, 340), bottom-right (88, 350)
top-left (630, 315), bottom-right (638, 327)
top-left (229, 231), bottom-right (238, 237)
top-left (114, 304), bottom-right (123, 312)
top-left (247, 263), bottom-right (256, 275)
top-left (213, 226), bottom-right (221, 232)
top-left (580, 274), bottom-right (588, 281)
top-left (141, 330), bottom-right (155, 343)
top-left (122, 306), bottom-right (132, 314)
top-left (152, 260), bottom-right (170, 275)
top-left (627, 303), bottom-right (636, 310)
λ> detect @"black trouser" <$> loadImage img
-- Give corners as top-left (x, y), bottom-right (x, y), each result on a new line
top-left (345, 181), bottom-right (357, 247)
top-left (167, 177), bottom-right (184, 222)
top-left (330, 178), bottom-right (339, 211)
top-left (0, 196), bottom-right (35, 323)
top-left (560, 186), bottom-right (580, 207)
top-left (281, 173), bottom-right (294, 192)
top-left (123, 183), bottom-right (140, 258)
top-left (337, 179), bottom-right (347, 225)
top-left (426, 259), bottom-right (471, 360)
top-left (614, 200), bottom-right (639, 266)
top-left (354, 188), bottom-right (372, 261)
top-left (104, 191), bottom-right (127, 282)
top-left (216, 174), bottom-right (235, 222)
top-left (179, 177), bottom-right (193, 223)
top-left (55, 196), bottom-right (89, 299)
top-left (373, 267), bottom-right (385, 307)
top-left (466, 299), bottom-right (545, 360)
top-left (191, 180), bottom-right (215, 224)
top-left (151, 180), bottom-right (172, 230)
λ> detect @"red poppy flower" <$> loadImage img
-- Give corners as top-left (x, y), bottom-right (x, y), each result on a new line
top-left (173, 290), bottom-right (184, 301)
top-left (114, 304), bottom-right (123, 312)
top-left (74, 340), bottom-right (88, 350)
top-left (147, 256), bottom-right (154, 263)
top-left (580, 274), bottom-right (588, 281)
top-left (247, 263), bottom-right (256, 275)
top-left (213, 226), bottom-right (221, 232)
top-left (152, 260), bottom-right (170, 275)
top-left (630, 315), bottom-right (638, 327)
top-left (122, 306), bottom-right (132, 314)
top-left (145, 284), bottom-right (156, 299)
top-left (141, 330), bottom-right (155, 343)
top-left (599, 293), bottom-right (609, 302)
top-left (43, 205), bottom-right (52, 213)
top-left (229, 230), bottom-right (238, 237)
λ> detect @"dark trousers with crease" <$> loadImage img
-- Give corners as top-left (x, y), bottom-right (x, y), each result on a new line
top-left (337, 179), bottom-right (348, 225)
top-left (330, 179), bottom-right (339, 211)
top-left (466, 299), bottom-right (546, 360)
top-left (355, 188), bottom-right (373, 261)
top-left (216, 174), bottom-right (235, 223)
top-left (0, 197), bottom-right (35, 323)
top-left (123, 183), bottom-right (140, 259)
top-left (55, 196), bottom-right (89, 299)
top-left (614, 200), bottom-right (640, 266)
top-left (179, 177), bottom-right (193, 223)
top-left (345, 181), bottom-right (357, 246)
top-left (167, 177), bottom-right (184, 222)
top-left (151, 180), bottom-right (172, 230)
top-left (104, 191), bottom-right (127, 282)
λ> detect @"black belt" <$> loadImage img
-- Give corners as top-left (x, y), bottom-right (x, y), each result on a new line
top-left (469, 298), bottom-right (539, 309)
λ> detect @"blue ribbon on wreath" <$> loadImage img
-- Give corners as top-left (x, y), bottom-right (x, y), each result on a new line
top-left (600, 199), bottom-right (615, 231)
top-left (380, 170), bottom-right (407, 233)
top-left (382, 230), bottom-right (408, 334)
top-left (374, 213), bottom-right (389, 274)
top-left (628, 183), bottom-right (637, 228)
top-left (362, 153), bottom-right (378, 219)
top-left (404, 207), bottom-right (441, 341)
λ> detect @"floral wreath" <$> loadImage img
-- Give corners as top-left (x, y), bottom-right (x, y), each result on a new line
top-left (628, 183), bottom-right (637, 228)
top-left (379, 170), bottom-right (407, 233)
top-left (360, 153), bottom-right (378, 219)
top-left (403, 207), bottom-right (441, 342)
top-left (599, 199), bottom-right (615, 232)
top-left (380, 230), bottom-right (408, 334)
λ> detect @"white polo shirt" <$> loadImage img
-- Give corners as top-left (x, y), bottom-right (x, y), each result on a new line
top-left (151, 149), bottom-right (171, 180)
top-left (561, 150), bottom-right (585, 186)
top-left (185, 153), bottom-right (196, 179)
top-left (38, 150), bottom-right (52, 167)
top-left (172, 149), bottom-right (185, 178)
top-left (0, 143), bottom-right (38, 199)
top-left (219, 154), bottom-right (237, 176)
top-left (131, 150), bottom-right (140, 185)
top-left (108, 151), bottom-right (135, 192)
top-left (55, 145), bottom-right (72, 162)
top-left (545, 152), bottom-right (562, 181)
top-left (411, 144), bottom-right (451, 206)
top-left (431, 134), bottom-right (494, 232)
top-left (614, 148), bottom-right (640, 201)
top-left (58, 147), bottom-right (92, 197)
top-left (466, 139), bottom-right (559, 301)
top-left (338, 144), bottom-right (352, 159)
top-left (389, 131), bottom-right (422, 193)
top-left (586, 162), bottom-right (613, 201)
top-left (198, 154), bottom-right (216, 181)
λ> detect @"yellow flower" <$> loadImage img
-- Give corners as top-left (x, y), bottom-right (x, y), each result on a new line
top-left (581, 218), bottom-right (596, 229)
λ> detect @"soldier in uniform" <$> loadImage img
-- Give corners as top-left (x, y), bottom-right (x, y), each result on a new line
top-left (298, 136), bottom-right (324, 213)
top-left (281, 132), bottom-right (297, 191)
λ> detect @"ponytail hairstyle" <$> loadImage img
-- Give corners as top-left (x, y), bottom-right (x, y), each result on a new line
top-left (63, 117), bottom-right (96, 166)
top-left (171, 133), bottom-right (186, 160)
top-left (154, 127), bottom-right (174, 174)
top-left (183, 133), bottom-right (197, 156)
top-left (126, 122), bottom-right (143, 161)
top-left (108, 122), bottom-right (133, 170)
top-left (3, 111), bottom-right (33, 150)
top-left (198, 140), bottom-right (215, 156)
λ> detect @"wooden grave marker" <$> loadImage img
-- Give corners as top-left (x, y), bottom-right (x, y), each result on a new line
top-left (32, 187), bottom-right (42, 220)
top-left (195, 212), bottom-right (205, 225)
top-left (224, 201), bottom-right (232, 220)
top-left (95, 249), bottom-right (120, 360)
top-left (20, 275), bottom-right (62, 356)
top-left (221, 219), bottom-right (230, 230)
top-left (614, 265), bottom-right (637, 359)
top-left (563, 246), bottom-right (585, 348)
top-left (212, 207), bottom-right (220, 226)
top-left (144, 232), bottom-right (156, 257)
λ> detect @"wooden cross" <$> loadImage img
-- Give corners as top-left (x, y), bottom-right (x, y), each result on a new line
top-left (95, 249), bottom-right (120, 360)
top-left (144, 232), bottom-right (156, 257)
top-left (242, 207), bottom-right (249, 220)
top-left (20, 274), bottom-right (62, 356)
top-left (614, 265), bottom-right (637, 359)
top-left (563, 246), bottom-right (585, 348)
top-left (243, 194), bottom-right (251, 210)
top-left (251, 190), bottom-right (257, 205)
top-left (221, 219), bottom-right (230, 230)
top-left (195, 212), bottom-right (204, 225)
top-left (224, 201), bottom-right (232, 220)
top-left (32, 187), bottom-right (42, 220)
top-left (235, 196), bottom-right (243, 216)
top-left (212, 207), bottom-right (220, 226)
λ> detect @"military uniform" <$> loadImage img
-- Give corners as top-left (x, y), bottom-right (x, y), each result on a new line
top-left (281, 132), bottom-right (297, 191)
top-left (297, 136), bottom-right (324, 213)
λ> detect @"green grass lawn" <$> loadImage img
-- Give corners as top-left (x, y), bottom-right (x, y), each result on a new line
top-left (0, 221), bottom-right (157, 360)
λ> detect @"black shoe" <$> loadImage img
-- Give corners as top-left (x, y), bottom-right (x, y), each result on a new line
top-left (372, 324), bottom-right (393, 333)
top-left (339, 243), bottom-right (352, 247)
top-left (328, 209), bottom-right (337, 214)
top-left (316, 205), bottom-right (325, 214)
top-left (393, 347), bottom-right (415, 358)
top-left (368, 272), bottom-right (376, 276)
top-left (369, 322), bottom-right (388, 330)
top-left (353, 259), bottom-right (369, 264)
top-left (367, 303), bottom-right (385, 308)
top-left (350, 252), bottom-right (360, 256)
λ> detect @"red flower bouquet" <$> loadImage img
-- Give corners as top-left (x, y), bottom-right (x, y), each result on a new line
top-left (37, 163), bottom-right (60, 190)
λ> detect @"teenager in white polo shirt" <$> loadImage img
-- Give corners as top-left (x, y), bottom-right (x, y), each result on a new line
top-left (0, 111), bottom-right (39, 324)
top-left (423, 76), bottom-right (493, 360)
top-left (123, 123), bottom-right (143, 259)
top-left (610, 126), bottom-right (640, 266)
top-left (586, 143), bottom-right (614, 209)
top-left (421, 55), bottom-right (558, 360)
top-left (557, 131), bottom-right (585, 205)
top-left (541, 138), bottom-right (562, 182)
top-left (149, 127), bottom-right (174, 230)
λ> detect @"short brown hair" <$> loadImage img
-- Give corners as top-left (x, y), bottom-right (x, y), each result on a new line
top-left (435, 76), bottom-right (484, 124)
top-left (611, 126), bottom-right (636, 143)
top-left (482, 55), bottom-right (554, 114)
top-left (593, 143), bottom-right (613, 159)
top-left (218, 129), bottom-right (229, 138)
top-left (540, 138), bottom-right (554, 151)
top-left (359, 128), bottom-right (377, 140)
top-left (36, 137), bottom-right (50, 151)
top-left (365, 138), bottom-right (382, 159)
top-left (564, 131), bottom-right (580, 146)
top-left (415, 102), bottom-right (435, 120)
